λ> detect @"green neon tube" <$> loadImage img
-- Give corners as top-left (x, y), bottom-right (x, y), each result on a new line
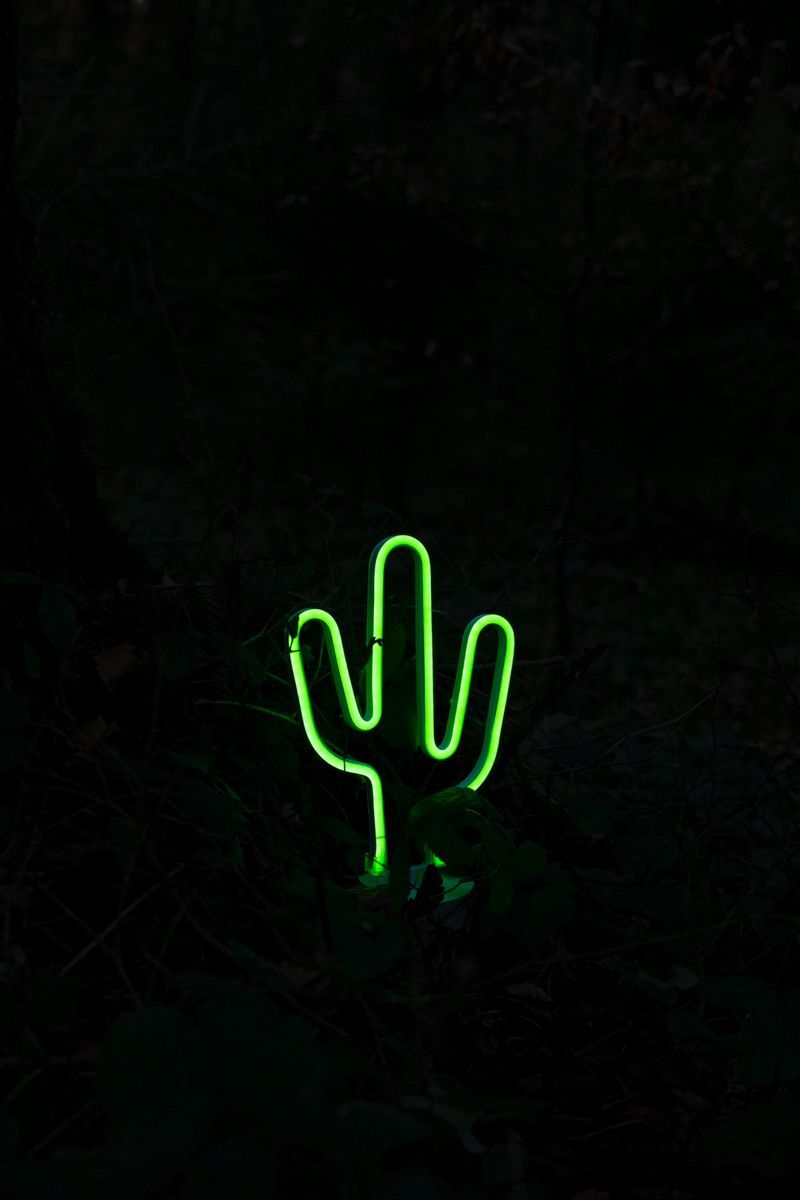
top-left (286, 535), bottom-right (515, 876)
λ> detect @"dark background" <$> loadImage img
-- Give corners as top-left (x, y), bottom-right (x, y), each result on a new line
top-left (10, 0), bottom-right (800, 592)
top-left (4, 3), bottom-right (800, 1198)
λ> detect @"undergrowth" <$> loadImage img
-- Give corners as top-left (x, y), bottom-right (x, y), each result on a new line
top-left (2, 524), bottom-right (800, 1199)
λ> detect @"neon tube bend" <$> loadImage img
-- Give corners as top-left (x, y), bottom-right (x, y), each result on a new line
top-left (286, 534), bottom-right (515, 876)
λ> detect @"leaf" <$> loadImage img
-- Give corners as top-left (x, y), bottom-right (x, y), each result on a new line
top-left (481, 1141), bottom-right (529, 1188)
top-left (94, 643), bottom-right (136, 687)
top-left (696, 1092), bottom-right (800, 1180)
top-left (92, 1007), bottom-right (218, 1194)
top-left (179, 1137), bottom-right (275, 1199)
top-left (336, 1101), bottom-right (432, 1157)
top-left (167, 972), bottom-right (235, 1004)
top-left (486, 865), bottom-right (514, 915)
top-left (619, 967), bottom-right (678, 1006)
top-left (38, 587), bottom-right (78, 659)
top-left (322, 815), bottom-right (368, 848)
top-left (0, 573), bottom-right (43, 588)
top-left (409, 787), bottom-right (476, 828)
top-left (668, 1010), bottom-right (736, 1050)
top-left (515, 841), bottom-right (548, 877)
top-left (325, 1037), bottom-right (384, 1084)
top-left (167, 750), bottom-right (212, 773)
top-left (224, 940), bottom-right (295, 990)
top-left (0, 571), bottom-right (42, 586)
top-left (410, 864), bottom-right (445, 913)
top-left (197, 985), bottom-right (334, 1139)
top-left (0, 703), bottom-right (28, 776)
top-left (377, 1167), bottom-right (448, 1200)
top-left (94, 1093), bottom-right (217, 1197)
top-left (580, 877), bottom-right (686, 928)
top-left (408, 790), bottom-right (490, 875)
top-left (0, 1106), bottom-right (19, 1161)
top-left (179, 779), bottom-right (242, 840)
top-left (0, 736), bottom-right (28, 774)
top-left (0, 696), bottom-right (31, 732)
top-left (153, 631), bottom-right (200, 682)
top-left (77, 714), bottom-right (111, 749)
top-left (696, 976), bottom-right (777, 1012)
top-left (437, 875), bottom-right (475, 909)
top-left (666, 965), bottom-right (699, 990)
top-left (334, 914), bottom-right (408, 980)
top-left (22, 643), bottom-right (40, 680)
top-left (741, 1008), bottom-right (800, 1086)
top-left (97, 1006), bottom-right (204, 1124)
top-left (0, 1159), bottom-right (70, 1199)
top-left (491, 870), bottom-right (575, 949)
top-left (420, 813), bottom-right (477, 875)
top-left (399, 1095), bottom-right (485, 1154)
top-left (475, 818), bottom-right (513, 864)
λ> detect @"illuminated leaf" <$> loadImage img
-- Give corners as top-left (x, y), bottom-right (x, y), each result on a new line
top-left (408, 787), bottom-right (476, 829)
top-left (515, 841), bottom-right (548, 877)
top-left (421, 813), bottom-right (477, 875)
top-left (475, 817), bottom-right (513, 864)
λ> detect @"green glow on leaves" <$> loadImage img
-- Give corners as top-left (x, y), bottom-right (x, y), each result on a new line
top-left (286, 535), bottom-right (515, 877)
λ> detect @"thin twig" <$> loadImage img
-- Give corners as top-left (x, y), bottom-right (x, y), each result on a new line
top-left (57, 865), bottom-right (184, 978)
top-left (25, 1099), bottom-right (98, 1160)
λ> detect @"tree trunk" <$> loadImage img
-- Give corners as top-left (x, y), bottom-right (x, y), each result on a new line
top-left (0, 0), bottom-right (147, 588)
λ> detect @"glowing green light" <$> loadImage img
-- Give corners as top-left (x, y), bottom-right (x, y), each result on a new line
top-left (286, 535), bottom-right (515, 877)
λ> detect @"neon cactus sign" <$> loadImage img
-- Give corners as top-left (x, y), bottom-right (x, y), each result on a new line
top-left (286, 535), bottom-right (515, 877)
